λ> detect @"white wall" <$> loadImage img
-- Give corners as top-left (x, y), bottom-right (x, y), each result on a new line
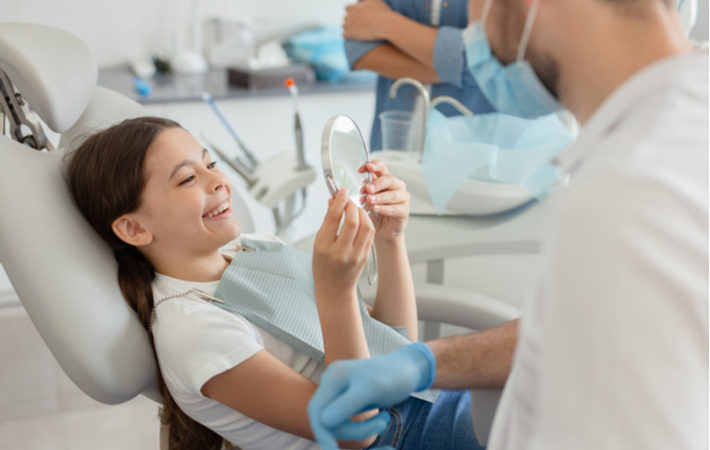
top-left (1, 0), bottom-right (706, 68)
top-left (0, 0), bottom-right (352, 68)
top-left (690, 0), bottom-right (709, 41)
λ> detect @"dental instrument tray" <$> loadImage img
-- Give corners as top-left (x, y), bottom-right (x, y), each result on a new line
top-left (228, 63), bottom-right (315, 89)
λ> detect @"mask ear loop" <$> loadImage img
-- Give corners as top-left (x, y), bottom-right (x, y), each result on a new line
top-left (517, 0), bottom-right (542, 62)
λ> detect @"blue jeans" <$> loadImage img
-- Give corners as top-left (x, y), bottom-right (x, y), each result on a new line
top-left (367, 390), bottom-right (484, 450)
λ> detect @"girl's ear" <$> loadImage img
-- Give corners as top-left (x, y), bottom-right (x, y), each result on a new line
top-left (112, 214), bottom-right (154, 247)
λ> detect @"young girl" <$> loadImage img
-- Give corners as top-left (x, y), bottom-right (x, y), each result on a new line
top-left (64, 117), bottom-right (480, 450)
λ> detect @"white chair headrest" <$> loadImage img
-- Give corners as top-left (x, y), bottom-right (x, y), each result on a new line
top-left (0, 23), bottom-right (97, 133)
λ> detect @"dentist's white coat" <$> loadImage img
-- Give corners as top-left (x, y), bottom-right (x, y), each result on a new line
top-left (489, 51), bottom-right (709, 450)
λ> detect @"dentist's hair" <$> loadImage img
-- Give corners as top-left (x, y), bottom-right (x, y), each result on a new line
top-left (64, 117), bottom-right (224, 450)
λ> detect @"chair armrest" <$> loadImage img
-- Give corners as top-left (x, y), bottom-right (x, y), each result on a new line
top-left (359, 282), bottom-right (522, 331)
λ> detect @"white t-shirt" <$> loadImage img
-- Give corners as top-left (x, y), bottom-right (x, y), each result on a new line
top-left (151, 233), bottom-right (324, 450)
top-left (489, 51), bottom-right (709, 449)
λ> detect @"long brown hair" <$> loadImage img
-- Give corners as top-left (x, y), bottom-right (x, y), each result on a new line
top-left (64, 117), bottom-right (224, 450)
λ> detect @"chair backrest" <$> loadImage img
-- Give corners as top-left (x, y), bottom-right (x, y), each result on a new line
top-left (0, 123), bottom-right (160, 404)
top-left (0, 23), bottom-right (254, 405)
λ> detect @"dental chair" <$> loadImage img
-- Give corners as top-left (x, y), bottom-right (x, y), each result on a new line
top-left (0, 22), bottom-right (520, 448)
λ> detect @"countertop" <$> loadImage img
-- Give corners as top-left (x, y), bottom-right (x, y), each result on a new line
top-left (294, 200), bottom-right (546, 263)
top-left (98, 67), bottom-right (377, 104)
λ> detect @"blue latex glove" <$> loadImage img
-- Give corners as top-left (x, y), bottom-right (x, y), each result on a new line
top-left (308, 343), bottom-right (436, 450)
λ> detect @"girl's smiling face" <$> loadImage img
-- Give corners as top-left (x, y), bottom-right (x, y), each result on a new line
top-left (116, 127), bottom-right (242, 261)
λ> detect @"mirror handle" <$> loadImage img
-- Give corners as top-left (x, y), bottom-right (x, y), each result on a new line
top-left (326, 175), bottom-right (338, 197)
top-left (367, 245), bottom-right (378, 285)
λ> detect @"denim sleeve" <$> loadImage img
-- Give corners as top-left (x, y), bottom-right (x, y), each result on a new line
top-left (344, 39), bottom-right (386, 69)
top-left (433, 26), bottom-right (465, 88)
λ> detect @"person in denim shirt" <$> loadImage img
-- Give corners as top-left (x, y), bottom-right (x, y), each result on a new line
top-left (343, 0), bottom-right (495, 151)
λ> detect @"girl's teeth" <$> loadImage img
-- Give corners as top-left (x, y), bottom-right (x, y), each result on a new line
top-left (207, 202), bottom-right (229, 218)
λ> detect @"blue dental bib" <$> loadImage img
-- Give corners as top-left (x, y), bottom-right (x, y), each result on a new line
top-left (213, 238), bottom-right (438, 402)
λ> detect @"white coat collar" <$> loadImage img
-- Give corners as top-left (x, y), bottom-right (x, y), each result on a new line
top-left (554, 50), bottom-right (708, 174)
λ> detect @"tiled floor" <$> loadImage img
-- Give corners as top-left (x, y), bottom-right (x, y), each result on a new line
top-left (0, 396), bottom-right (160, 450)
top-left (0, 305), bottom-right (160, 450)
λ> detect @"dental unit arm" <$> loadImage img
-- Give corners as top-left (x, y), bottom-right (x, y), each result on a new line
top-left (0, 68), bottom-right (54, 151)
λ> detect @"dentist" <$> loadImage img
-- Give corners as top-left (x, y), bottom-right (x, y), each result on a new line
top-left (309, 0), bottom-right (708, 449)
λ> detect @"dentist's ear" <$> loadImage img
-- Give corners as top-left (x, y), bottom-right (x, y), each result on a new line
top-left (112, 214), bottom-right (154, 247)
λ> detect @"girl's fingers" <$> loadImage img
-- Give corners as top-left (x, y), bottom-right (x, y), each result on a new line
top-left (336, 200), bottom-right (360, 246)
top-left (356, 183), bottom-right (369, 207)
top-left (353, 207), bottom-right (375, 254)
top-left (370, 204), bottom-right (406, 217)
top-left (365, 174), bottom-right (403, 195)
top-left (320, 189), bottom-right (349, 241)
top-left (371, 203), bottom-right (408, 219)
top-left (362, 160), bottom-right (390, 177)
top-left (366, 189), bottom-right (409, 207)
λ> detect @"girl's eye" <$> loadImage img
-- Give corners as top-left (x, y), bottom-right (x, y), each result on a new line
top-left (179, 175), bottom-right (195, 185)
top-left (207, 161), bottom-right (217, 169)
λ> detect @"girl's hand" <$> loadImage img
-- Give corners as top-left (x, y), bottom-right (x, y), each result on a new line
top-left (313, 189), bottom-right (376, 298)
top-left (359, 160), bottom-right (410, 241)
top-left (343, 0), bottom-right (393, 41)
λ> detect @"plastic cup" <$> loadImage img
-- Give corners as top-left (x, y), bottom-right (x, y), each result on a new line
top-left (380, 111), bottom-right (419, 152)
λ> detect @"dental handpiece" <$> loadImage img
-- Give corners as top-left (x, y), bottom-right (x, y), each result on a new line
top-left (200, 133), bottom-right (256, 187)
top-left (201, 92), bottom-right (259, 170)
top-left (285, 78), bottom-right (307, 171)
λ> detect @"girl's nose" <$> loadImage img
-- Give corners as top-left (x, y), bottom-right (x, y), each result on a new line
top-left (209, 170), bottom-right (229, 193)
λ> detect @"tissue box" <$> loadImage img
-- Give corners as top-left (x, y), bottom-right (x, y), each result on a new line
top-left (228, 64), bottom-right (316, 89)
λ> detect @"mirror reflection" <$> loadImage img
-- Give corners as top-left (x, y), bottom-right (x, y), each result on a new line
top-left (323, 115), bottom-right (371, 208)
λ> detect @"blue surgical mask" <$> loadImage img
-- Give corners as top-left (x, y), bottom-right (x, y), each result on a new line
top-left (464, 0), bottom-right (564, 118)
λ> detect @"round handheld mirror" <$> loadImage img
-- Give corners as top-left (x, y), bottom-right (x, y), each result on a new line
top-left (322, 115), bottom-right (372, 208)
top-left (321, 114), bottom-right (378, 284)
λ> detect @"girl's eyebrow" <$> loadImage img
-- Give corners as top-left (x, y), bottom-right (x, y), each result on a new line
top-left (169, 148), bottom-right (208, 180)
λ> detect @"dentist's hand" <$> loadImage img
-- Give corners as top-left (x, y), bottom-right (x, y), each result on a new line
top-left (308, 343), bottom-right (436, 450)
top-left (359, 160), bottom-right (410, 241)
top-left (313, 188), bottom-right (376, 296)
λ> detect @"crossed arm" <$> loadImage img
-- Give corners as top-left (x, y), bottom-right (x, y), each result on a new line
top-left (344, 0), bottom-right (442, 83)
top-left (354, 43), bottom-right (440, 83)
